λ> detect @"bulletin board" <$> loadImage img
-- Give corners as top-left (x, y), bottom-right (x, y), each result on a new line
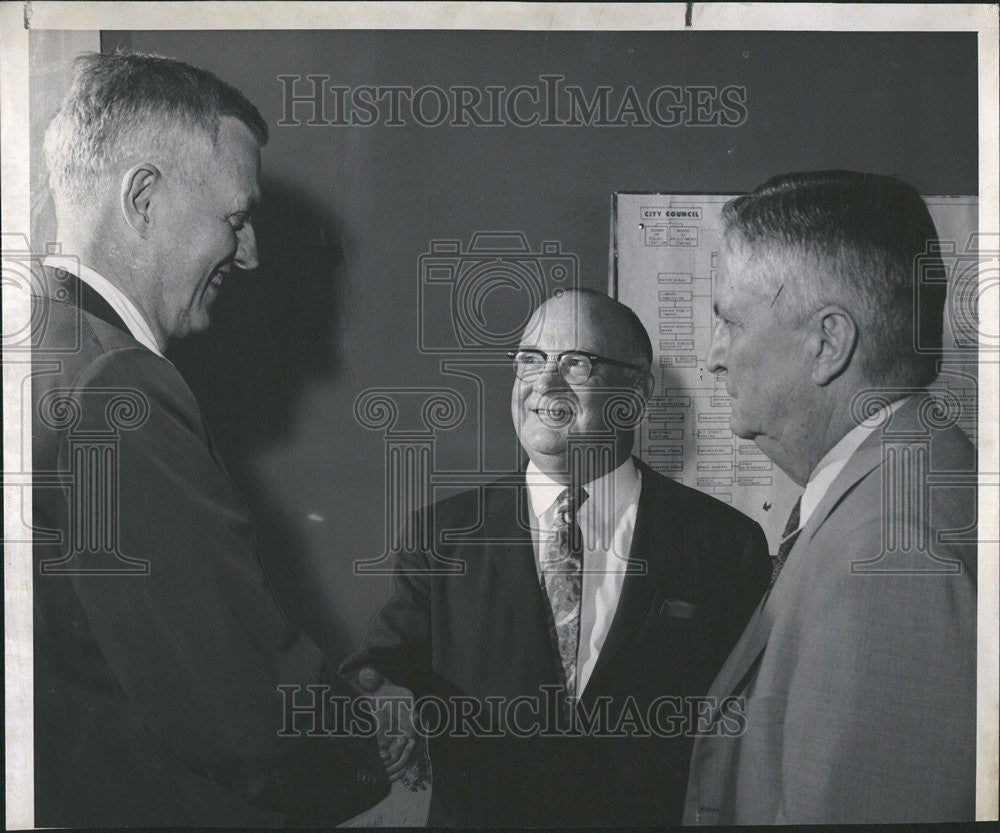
top-left (612, 192), bottom-right (979, 550)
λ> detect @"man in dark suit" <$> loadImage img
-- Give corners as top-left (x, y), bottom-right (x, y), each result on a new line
top-left (684, 171), bottom-right (978, 824)
top-left (341, 288), bottom-right (770, 825)
top-left (30, 51), bottom-right (388, 826)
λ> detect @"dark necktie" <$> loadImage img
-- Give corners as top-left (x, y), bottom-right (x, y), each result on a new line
top-left (771, 496), bottom-right (802, 587)
top-left (540, 486), bottom-right (588, 699)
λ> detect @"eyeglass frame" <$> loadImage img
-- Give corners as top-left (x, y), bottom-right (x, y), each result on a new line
top-left (507, 348), bottom-right (647, 383)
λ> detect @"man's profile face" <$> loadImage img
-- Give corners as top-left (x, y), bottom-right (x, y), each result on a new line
top-left (707, 236), bottom-right (806, 445)
top-left (511, 293), bottom-right (645, 473)
top-left (149, 117), bottom-right (261, 341)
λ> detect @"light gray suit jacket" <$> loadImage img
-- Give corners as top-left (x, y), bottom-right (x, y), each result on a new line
top-left (684, 393), bottom-right (977, 824)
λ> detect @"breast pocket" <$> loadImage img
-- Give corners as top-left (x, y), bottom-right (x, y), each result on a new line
top-left (632, 599), bottom-right (697, 674)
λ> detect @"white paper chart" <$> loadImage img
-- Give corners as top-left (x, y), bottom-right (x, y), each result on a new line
top-left (612, 192), bottom-right (978, 551)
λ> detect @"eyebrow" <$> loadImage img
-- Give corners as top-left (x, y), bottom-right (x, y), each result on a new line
top-left (770, 284), bottom-right (785, 308)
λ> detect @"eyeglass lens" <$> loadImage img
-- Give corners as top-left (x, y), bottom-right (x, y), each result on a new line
top-left (513, 351), bottom-right (592, 383)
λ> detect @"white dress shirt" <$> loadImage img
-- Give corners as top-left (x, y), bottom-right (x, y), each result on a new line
top-left (525, 457), bottom-right (642, 697)
top-left (43, 255), bottom-right (164, 357)
top-left (798, 395), bottom-right (912, 530)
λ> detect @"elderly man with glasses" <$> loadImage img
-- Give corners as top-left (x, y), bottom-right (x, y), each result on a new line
top-left (341, 288), bottom-right (770, 826)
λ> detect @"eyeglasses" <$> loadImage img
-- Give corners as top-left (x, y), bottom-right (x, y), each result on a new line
top-left (508, 349), bottom-right (645, 384)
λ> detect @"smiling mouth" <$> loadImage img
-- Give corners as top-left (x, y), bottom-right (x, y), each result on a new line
top-left (531, 405), bottom-right (575, 426)
top-left (205, 271), bottom-right (228, 299)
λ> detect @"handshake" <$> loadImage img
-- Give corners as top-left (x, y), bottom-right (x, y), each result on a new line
top-left (356, 667), bottom-right (419, 782)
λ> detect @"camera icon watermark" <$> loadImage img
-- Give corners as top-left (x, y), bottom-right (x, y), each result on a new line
top-left (847, 386), bottom-right (978, 575)
top-left (418, 231), bottom-right (578, 354)
top-left (914, 233), bottom-right (999, 356)
top-left (1, 234), bottom-right (83, 355)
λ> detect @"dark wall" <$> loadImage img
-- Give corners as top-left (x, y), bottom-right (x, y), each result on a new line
top-left (101, 29), bottom-right (977, 659)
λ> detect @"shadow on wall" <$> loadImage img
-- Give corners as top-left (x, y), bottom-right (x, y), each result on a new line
top-left (166, 177), bottom-right (350, 649)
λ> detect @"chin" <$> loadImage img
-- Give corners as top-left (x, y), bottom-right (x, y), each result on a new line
top-left (729, 425), bottom-right (751, 440)
top-left (727, 417), bottom-right (754, 440)
top-left (526, 449), bottom-right (570, 476)
top-left (529, 446), bottom-right (569, 463)
top-left (188, 309), bottom-right (213, 334)
top-left (521, 430), bottom-right (568, 458)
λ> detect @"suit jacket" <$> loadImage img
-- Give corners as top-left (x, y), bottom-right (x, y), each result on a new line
top-left (684, 394), bottom-right (978, 824)
top-left (30, 267), bottom-right (388, 827)
top-left (341, 460), bottom-right (770, 826)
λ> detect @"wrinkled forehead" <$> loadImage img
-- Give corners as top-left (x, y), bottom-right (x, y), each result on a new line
top-left (519, 294), bottom-right (634, 361)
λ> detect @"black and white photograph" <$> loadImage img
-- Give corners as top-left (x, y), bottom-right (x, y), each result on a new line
top-left (2, 2), bottom-right (998, 828)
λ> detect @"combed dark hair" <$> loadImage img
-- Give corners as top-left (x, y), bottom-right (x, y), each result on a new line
top-left (722, 170), bottom-right (946, 387)
top-left (44, 50), bottom-right (267, 207)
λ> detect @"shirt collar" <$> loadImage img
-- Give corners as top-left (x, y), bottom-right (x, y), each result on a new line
top-left (43, 255), bottom-right (164, 357)
top-left (526, 456), bottom-right (640, 521)
top-left (799, 395), bottom-right (912, 526)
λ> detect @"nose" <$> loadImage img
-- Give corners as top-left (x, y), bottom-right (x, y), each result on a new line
top-left (234, 222), bottom-right (258, 270)
top-left (706, 321), bottom-right (727, 373)
top-left (532, 357), bottom-right (566, 392)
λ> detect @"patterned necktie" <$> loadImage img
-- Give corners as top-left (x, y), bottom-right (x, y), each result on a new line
top-left (771, 496), bottom-right (802, 587)
top-left (540, 486), bottom-right (588, 699)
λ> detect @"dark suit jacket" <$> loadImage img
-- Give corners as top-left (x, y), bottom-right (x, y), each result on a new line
top-left (684, 394), bottom-right (977, 824)
top-left (30, 266), bottom-right (388, 827)
top-left (341, 460), bottom-right (770, 826)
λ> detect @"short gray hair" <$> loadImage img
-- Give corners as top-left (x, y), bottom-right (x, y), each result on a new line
top-left (722, 170), bottom-right (945, 388)
top-left (43, 50), bottom-right (268, 209)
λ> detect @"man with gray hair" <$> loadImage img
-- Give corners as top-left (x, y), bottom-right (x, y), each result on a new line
top-left (31, 51), bottom-right (388, 826)
top-left (683, 171), bottom-right (977, 824)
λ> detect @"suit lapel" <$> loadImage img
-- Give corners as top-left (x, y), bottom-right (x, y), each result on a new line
top-left (585, 462), bottom-right (673, 693)
top-left (798, 396), bottom-right (925, 548)
top-left (799, 434), bottom-right (884, 547)
top-left (704, 443), bottom-right (878, 707)
top-left (43, 267), bottom-right (234, 473)
top-left (41, 266), bottom-right (132, 337)
top-left (705, 398), bottom-right (923, 708)
top-left (705, 592), bottom-right (772, 701)
top-left (485, 477), bottom-right (561, 685)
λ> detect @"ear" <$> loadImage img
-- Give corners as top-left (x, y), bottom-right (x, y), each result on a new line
top-left (120, 163), bottom-right (162, 238)
top-left (636, 370), bottom-right (655, 403)
top-left (620, 371), bottom-right (655, 428)
top-left (808, 305), bottom-right (858, 385)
